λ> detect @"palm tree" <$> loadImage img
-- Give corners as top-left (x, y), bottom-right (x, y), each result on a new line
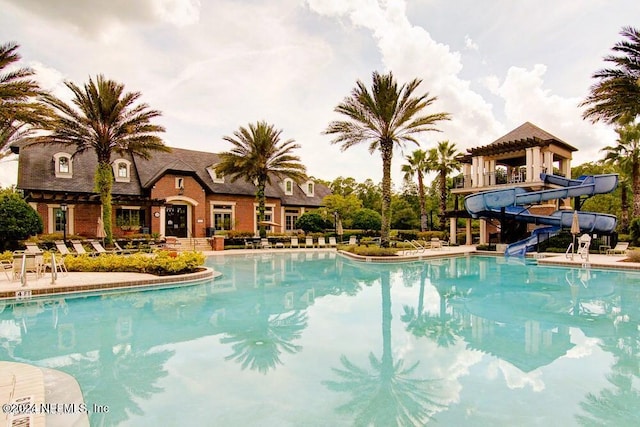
top-left (324, 71), bottom-right (450, 247)
top-left (402, 149), bottom-right (431, 232)
top-left (0, 41), bottom-right (51, 158)
top-left (39, 75), bottom-right (168, 243)
top-left (581, 26), bottom-right (640, 124)
top-left (602, 122), bottom-right (640, 218)
top-left (216, 121), bottom-right (307, 238)
top-left (427, 141), bottom-right (461, 231)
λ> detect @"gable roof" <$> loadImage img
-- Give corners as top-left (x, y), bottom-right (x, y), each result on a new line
top-left (14, 143), bottom-right (329, 207)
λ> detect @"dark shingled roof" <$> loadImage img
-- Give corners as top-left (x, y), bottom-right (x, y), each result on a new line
top-left (14, 143), bottom-right (329, 207)
top-left (468, 122), bottom-right (577, 157)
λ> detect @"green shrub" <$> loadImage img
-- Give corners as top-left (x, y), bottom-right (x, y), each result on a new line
top-left (630, 218), bottom-right (640, 246)
top-left (352, 208), bottom-right (382, 231)
top-left (347, 245), bottom-right (399, 257)
top-left (296, 212), bottom-right (328, 233)
top-left (63, 251), bottom-right (206, 275)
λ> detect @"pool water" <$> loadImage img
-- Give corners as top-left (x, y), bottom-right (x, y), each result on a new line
top-left (1, 253), bottom-right (639, 426)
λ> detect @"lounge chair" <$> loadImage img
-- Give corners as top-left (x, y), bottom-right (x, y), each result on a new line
top-left (328, 237), bottom-right (337, 247)
top-left (24, 242), bottom-right (44, 254)
top-left (260, 238), bottom-right (272, 249)
top-left (304, 237), bottom-right (314, 248)
top-left (114, 241), bottom-right (137, 254)
top-left (12, 251), bottom-right (44, 281)
top-left (54, 240), bottom-right (71, 256)
top-left (290, 237), bottom-right (300, 248)
top-left (1, 259), bottom-right (13, 280)
top-left (165, 237), bottom-right (181, 249)
top-left (317, 237), bottom-right (327, 248)
top-left (89, 240), bottom-right (121, 255)
top-left (607, 241), bottom-right (629, 255)
top-left (71, 240), bottom-right (91, 255)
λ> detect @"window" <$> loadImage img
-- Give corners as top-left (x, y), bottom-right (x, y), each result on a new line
top-left (112, 159), bottom-right (131, 182)
top-left (285, 209), bottom-right (299, 231)
top-left (284, 179), bottom-right (293, 195)
top-left (304, 181), bottom-right (314, 197)
top-left (213, 204), bottom-right (234, 230)
top-left (207, 166), bottom-right (225, 183)
top-left (175, 177), bottom-right (184, 189)
top-left (256, 205), bottom-right (274, 232)
top-left (116, 208), bottom-right (145, 230)
top-left (53, 152), bottom-right (73, 178)
top-left (54, 208), bottom-right (65, 232)
top-left (59, 157), bottom-right (69, 173)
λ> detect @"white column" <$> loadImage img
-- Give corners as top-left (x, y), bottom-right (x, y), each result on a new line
top-left (471, 157), bottom-right (478, 188)
top-left (489, 159), bottom-right (496, 185)
top-left (479, 219), bottom-right (488, 244)
top-left (525, 148), bottom-right (533, 182)
top-left (532, 146), bottom-right (541, 181)
top-left (466, 219), bottom-right (472, 245)
top-left (449, 217), bottom-right (457, 245)
top-left (463, 163), bottom-right (472, 187)
top-left (477, 156), bottom-right (485, 187)
top-left (543, 151), bottom-right (553, 175)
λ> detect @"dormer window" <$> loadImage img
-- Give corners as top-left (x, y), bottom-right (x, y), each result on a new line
top-left (304, 180), bottom-right (314, 197)
top-left (207, 165), bottom-right (225, 184)
top-left (53, 152), bottom-right (73, 178)
top-left (112, 159), bottom-right (131, 182)
top-left (284, 179), bottom-right (293, 195)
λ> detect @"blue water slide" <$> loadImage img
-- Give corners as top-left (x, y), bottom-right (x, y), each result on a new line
top-left (464, 173), bottom-right (619, 256)
top-left (504, 226), bottom-right (560, 257)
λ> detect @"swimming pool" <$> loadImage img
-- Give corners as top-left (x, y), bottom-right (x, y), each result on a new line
top-left (1, 252), bottom-right (639, 426)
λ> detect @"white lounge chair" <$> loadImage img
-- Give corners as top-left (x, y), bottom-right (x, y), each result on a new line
top-left (260, 238), bottom-right (272, 249)
top-left (345, 235), bottom-right (357, 245)
top-left (317, 237), bottom-right (327, 248)
top-left (1, 259), bottom-right (13, 280)
top-left (54, 240), bottom-right (71, 256)
top-left (71, 240), bottom-right (91, 255)
top-left (304, 237), bottom-right (314, 248)
top-left (290, 237), bottom-right (300, 248)
top-left (328, 237), bottom-right (337, 247)
top-left (607, 241), bottom-right (629, 255)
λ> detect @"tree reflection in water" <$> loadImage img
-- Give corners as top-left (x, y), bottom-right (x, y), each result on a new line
top-left (323, 269), bottom-right (444, 426)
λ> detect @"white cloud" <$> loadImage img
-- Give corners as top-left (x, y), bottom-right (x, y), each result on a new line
top-left (464, 35), bottom-right (478, 51)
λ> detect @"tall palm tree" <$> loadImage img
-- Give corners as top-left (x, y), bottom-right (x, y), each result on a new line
top-left (402, 149), bottom-right (431, 232)
top-left (602, 122), bottom-right (640, 218)
top-left (325, 71), bottom-right (450, 247)
top-left (40, 75), bottom-right (168, 243)
top-left (216, 121), bottom-right (307, 238)
top-left (581, 26), bottom-right (640, 124)
top-left (428, 141), bottom-right (461, 231)
top-left (0, 41), bottom-right (51, 158)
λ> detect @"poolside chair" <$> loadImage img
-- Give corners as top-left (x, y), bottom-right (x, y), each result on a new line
top-left (12, 251), bottom-right (44, 281)
top-left (260, 238), bottom-right (272, 249)
top-left (71, 240), bottom-right (91, 255)
top-left (89, 240), bottom-right (121, 255)
top-left (577, 234), bottom-right (591, 259)
top-left (607, 241), bottom-right (629, 255)
top-left (304, 237), bottom-right (314, 248)
top-left (54, 240), bottom-right (72, 256)
top-left (24, 242), bottom-right (44, 254)
top-left (317, 237), bottom-right (327, 248)
top-left (328, 237), bottom-right (337, 247)
top-left (290, 237), bottom-right (300, 248)
top-left (0, 259), bottom-right (13, 280)
top-left (114, 241), bottom-right (137, 254)
top-left (344, 235), bottom-right (357, 245)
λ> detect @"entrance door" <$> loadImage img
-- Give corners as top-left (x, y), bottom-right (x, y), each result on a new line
top-left (165, 204), bottom-right (188, 237)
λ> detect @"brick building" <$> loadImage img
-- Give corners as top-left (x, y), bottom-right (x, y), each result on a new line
top-left (11, 142), bottom-right (330, 238)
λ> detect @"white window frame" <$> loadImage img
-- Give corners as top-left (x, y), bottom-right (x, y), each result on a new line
top-left (284, 178), bottom-right (294, 195)
top-left (303, 180), bottom-right (314, 197)
top-left (53, 152), bottom-right (73, 178)
top-left (254, 203), bottom-right (276, 233)
top-left (207, 165), bottom-right (225, 184)
top-left (47, 204), bottom-right (75, 234)
top-left (211, 201), bottom-right (236, 231)
top-left (112, 159), bottom-right (132, 182)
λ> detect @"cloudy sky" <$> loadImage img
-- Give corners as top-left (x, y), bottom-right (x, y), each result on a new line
top-left (1, 0), bottom-right (638, 189)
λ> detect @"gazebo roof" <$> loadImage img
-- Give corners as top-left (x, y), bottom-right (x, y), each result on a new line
top-left (467, 122), bottom-right (577, 157)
